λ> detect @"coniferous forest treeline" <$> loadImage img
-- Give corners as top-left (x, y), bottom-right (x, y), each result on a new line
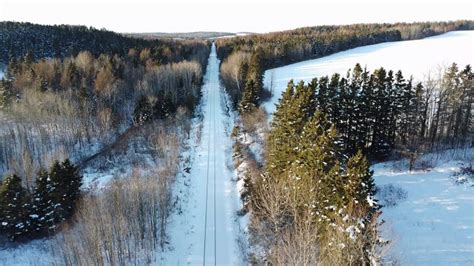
top-left (226, 21), bottom-right (473, 264)
top-left (239, 63), bottom-right (472, 264)
top-left (219, 20), bottom-right (473, 110)
top-left (0, 21), bottom-right (210, 68)
top-left (0, 19), bottom-right (472, 265)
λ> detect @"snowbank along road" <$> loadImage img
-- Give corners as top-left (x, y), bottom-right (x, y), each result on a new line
top-left (161, 43), bottom-right (242, 265)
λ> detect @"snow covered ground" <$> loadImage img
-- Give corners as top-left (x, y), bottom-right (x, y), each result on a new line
top-left (263, 30), bottom-right (474, 114)
top-left (260, 30), bottom-right (474, 264)
top-left (373, 148), bottom-right (474, 265)
top-left (0, 44), bottom-right (244, 266)
top-left (159, 43), bottom-right (243, 265)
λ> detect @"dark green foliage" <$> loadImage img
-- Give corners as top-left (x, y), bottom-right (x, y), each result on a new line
top-left (48, 159), bottom-right (82, 222)
top-left (0, 21), bottom-right (210, 69)
top-left (0, 160), bottom-right (82, 240)
top-left (0, 174), bottom-right (31, 240)
top-left (266, 80), bottom-right (316, 177)
top-left (218, 21), bottom-right (473, 113)
top-left (239, 79), bottom-right (258, 113)
top-left (0, 79), bottom-right (13, 108)
top-left (237, 48), bottom-right (265, 113)
top-left (30, 169), bottom-right (53, 234)
top-left (268, 63), bottom-right (473, 160)
top-left (344, 150), bottom-right (376, 211)
top-left (133, 96), bottom-right (153, 125)
top-left (262, 86), bottom-right (380, 261)
top-left (217, 20), bottom-right (473, 68)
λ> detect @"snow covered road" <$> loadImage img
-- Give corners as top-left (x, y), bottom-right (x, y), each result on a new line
top-left (161, 43), bottom-right (242, 265)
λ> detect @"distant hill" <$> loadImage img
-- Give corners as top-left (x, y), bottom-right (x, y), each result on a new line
top-left (126, 31), bottom-right (255, 40)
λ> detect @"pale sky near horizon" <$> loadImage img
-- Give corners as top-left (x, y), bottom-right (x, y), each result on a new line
top-left (0, 0), bottom-right (473, 33)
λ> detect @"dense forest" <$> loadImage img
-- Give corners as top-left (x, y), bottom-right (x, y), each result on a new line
top-left (0, 47), bottom-right (206, 175)
top-left (0, 21), bottom-right (210, 68)
top-left (226, 23), bottom-right (473, 262)
top-left (219, 20), bottom-right (474, 109)
top-left (274, 63), bottom-right (473, 158)
top-left (232, 62), bottom-right (472, 263)
top-left (0, 22), bottom-right (210, 250)
top-left (0, 160), bottom-right (81, 240)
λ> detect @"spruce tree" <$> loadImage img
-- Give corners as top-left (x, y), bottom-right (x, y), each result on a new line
top-left (48, 159), bottom-right (82, 224)
top-left (267, 80), bottom-right (315, 178)
top-left (358, 66), bottom-right (373, 153)
top-left (288, 112), bottom-right (343, 223)
top-left (0, 79), bottom-right (13, 108)
top-left (60, 159), bottom-right (82, 217)
top-left (30, 169), bottom-right (53, 235)
top-left (239, 79), bottom-right (258, 114)
top-left (0, 174), bottom-right (30, 240)
top-left (344, 150), bottom-right (376, 213)
top-left (133, 95), bottom-right (153, 125)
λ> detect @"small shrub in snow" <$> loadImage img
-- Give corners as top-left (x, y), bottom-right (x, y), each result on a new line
top-left (453, 164), bottom-right (474, 185)
top-left (376, 184), bottom-right (408, 207)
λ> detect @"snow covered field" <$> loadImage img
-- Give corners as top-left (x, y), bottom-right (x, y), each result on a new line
top-left (263, 31), bottom-right (474, 114)
top-left (373, 149), bottom-right (474, 265)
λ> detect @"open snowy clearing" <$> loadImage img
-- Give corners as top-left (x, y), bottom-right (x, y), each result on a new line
top-left (373, 149), bottom-right (474, 265)
top-left (263, 31), bottom-right (474, 114)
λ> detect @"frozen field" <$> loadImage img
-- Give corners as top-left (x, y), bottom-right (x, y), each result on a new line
top-left (373, 149), bottom-right (474, 265)
top-left (263, 31), bottom-right (474, 114)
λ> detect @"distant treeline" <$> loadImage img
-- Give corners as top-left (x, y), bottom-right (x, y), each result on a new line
top-left (218, 20), bottom-right (474, 109)
top-left (0, 21), bottom-right (210, 68)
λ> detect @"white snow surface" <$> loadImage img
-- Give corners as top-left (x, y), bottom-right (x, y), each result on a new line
top-left (373, 148), bottom-right (474, 265)
top-left (159, 43), bottom-right (243, 265)
top-left (263, 31), bottom-right (474, 114)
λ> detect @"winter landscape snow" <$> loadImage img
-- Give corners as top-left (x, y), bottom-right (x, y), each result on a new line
top-left (155, 43), bottom-right (243, 265)
top-left (1, 24), bottom-right (473, 265)
top-left (263, 31), bottom-right (474, 114)
top-left (259, 31), bottom-right (474, 265)
top-left (373, 149), bottom-right (474, 265)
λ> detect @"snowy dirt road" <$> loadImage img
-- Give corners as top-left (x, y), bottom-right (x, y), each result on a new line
top-left (160, 43), bottom-right (243, 265)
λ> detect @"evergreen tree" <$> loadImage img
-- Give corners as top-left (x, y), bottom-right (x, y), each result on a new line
top-left (133, 95), bottom-right (153, 125)
top-left (24, 50), bottom-right (35, 66)
top-left (239, 79), bottom-right (258, 114)
top-left (30, 169), bottom-right (53, 234)
top-left (370, 68), bottom-right (391, 157)
top-left (326, 73), bottom-right (341, 123)
top-left (0, 174), bottom-right (30, 240)
top-left (316, 76), bottom-right (329, 111)
top-left (343, 150), bottom-right (376, 213)
top-left (266, 80), bottom-right (315, 178)
top-left (266, 80), bottom-right (296, 177)
top-left (0, 79), bottom-right (13, 108)
top-left (358, 66), bottom-right (374, 152)
top-left (290, 112), bottom-right (342, 220)
top-left (48, 160), bottom-right (82, 224)
top-left (348, 64), bottom-right (366, 154)
top-left (458, 65), bottom-right (473, 144)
